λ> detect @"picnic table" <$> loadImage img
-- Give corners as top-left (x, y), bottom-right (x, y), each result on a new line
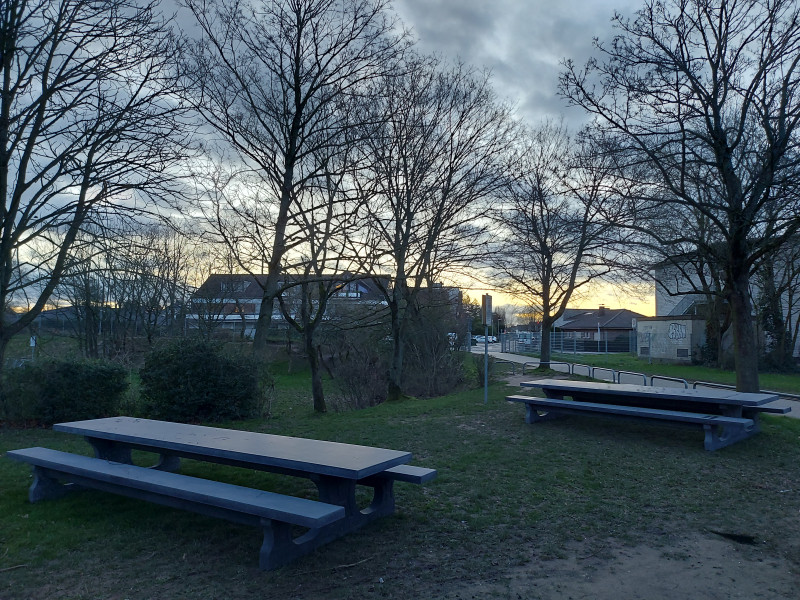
top-left (9, 417), bottom-right (436, 569)
top-left (507, 379), bottom-right (790, 450)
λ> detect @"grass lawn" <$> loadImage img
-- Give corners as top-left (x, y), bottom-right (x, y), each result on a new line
top-left (2, 369), bottom-right (799, 599)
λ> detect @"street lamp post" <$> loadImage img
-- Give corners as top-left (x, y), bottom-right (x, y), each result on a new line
top-left (482, 294), bottom-right (492, 404)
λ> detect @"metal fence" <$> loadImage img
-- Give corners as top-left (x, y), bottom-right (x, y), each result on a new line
top-left (501, 331), bottom-right (637, 355)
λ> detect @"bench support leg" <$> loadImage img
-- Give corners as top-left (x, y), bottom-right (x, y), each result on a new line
top-left (361, 479), bottom-right (395, 517)
top-left (524, 404), bottom-right (564, 424)
top-left (260, 518), bottom-right (349, 571)
top-left (259, 519), bottom-right (303, 570)
top-left (703, 423), bottom-right (756, 451)
top-left (28, 467), bottom-right (73, 503)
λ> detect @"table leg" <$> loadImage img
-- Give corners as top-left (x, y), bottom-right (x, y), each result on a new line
top-left (311, 475), bottom-right (355, 508)
top-left (86, 437), bottom-right (132, 463)
top-left (85, 437), bottom-right (181, 471)
top-left (311, 474), bottom-right (396, 530)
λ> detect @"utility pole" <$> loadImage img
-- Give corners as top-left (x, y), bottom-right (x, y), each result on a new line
top-left (482, 294), bottom-right (492, 404)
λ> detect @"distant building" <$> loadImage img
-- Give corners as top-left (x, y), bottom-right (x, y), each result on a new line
top-left (187, 273), bottom-right (388, 338)
top-left (553, 305), bottom-right (645, 352)
top-left (634, 315), bottom-right (707, 363)
top-left (652, 257), bottom-right (800, 360)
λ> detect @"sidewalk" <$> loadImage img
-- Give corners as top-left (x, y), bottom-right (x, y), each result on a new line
top-left (472, 345), bottom-right (798, 419)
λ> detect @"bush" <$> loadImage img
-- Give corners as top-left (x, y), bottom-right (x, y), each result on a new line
top-left (1, 359), bottom-right (129, 426)
top-left (325, 325), bottom-right (390, 411)
top-left (401, 300), bottom-right (465, 397)
top-left (330, 351), bottom-right (388, 411)
top-left (139, 339), bottom-right (267, 423)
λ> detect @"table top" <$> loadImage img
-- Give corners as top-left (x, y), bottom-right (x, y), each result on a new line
top-left (519, 379), bottom-right (780, 406)
top-left (53, 417), bottom-right (411, 480)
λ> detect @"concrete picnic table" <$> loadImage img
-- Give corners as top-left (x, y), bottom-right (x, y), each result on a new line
top-left (9, 417), bottom-right (436, 569)
top-left (53, 416), bottom-right (415, 527)
top-left (508, 379), bottom-right (790, 450)
top-left (519, 379), bottom-right (786, 419)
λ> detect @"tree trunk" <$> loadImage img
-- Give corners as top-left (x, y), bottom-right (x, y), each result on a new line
top-left (0, 331), bottom-right (10, 383)
top-left (728, 270), bottom-right (760, 392)
top-left (539, 318), bottom-right (553, 368)
top-left (387, 312), bottom-right (405, 402)
top-left (252, 160), bottom-right (294, 357)
top-left (305, 331), bottom-right (326, 413)
top-left (252, 283), bottom-right (278, 357)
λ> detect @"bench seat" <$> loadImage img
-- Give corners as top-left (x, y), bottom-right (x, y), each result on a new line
top-left (360, 464), bottom-right (437, 485)
top-left (506, 395), bottom-right (757, 451)
top-left (7, 447), bottom-right (345, 570)
top-left (752, 404), bottom-right (791, 414)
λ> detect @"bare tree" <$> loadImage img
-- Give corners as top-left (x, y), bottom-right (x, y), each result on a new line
top-left (276, 141), bottom-right (370, 412)
top-left (757, 238), bottom-right (800, 368)
top-left (54, 242), bottom-right (105, 358)
top-left (780, 242), bottom-right (800, 362)
top-left (491, 122), bottom-right (619, 366)
top-left (109, 225), bottom-right (194, 346)
top-left (358, 55), bottom-right (516, 401)
top-left (560, 0), bottom-right (800, 391)
top-left (0, 0), bottom-right (189, 371)
top-left (53, 222), bottom-right (196, 357)
top-left (181, 0), bottom-right (407, 356)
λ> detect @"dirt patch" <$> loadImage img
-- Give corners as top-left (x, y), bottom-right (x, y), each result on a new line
top-left (440, 532), bottom-right (799, 599)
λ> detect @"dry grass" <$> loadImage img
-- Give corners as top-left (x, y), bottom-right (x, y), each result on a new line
top-left (2, 377), bottom-right (799, 599)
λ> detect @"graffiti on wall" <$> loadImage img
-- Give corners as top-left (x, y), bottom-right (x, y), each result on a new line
top-left (668, 323), bottom-right (687, 342)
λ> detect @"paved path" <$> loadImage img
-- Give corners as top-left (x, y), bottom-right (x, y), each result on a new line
top-left (472, 345), bottom-right (798, 419)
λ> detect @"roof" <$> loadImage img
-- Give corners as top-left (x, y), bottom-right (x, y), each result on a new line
top-left (193, 273), bottom-right (390, 301)
top-left (557, 307), bottom-right (646, 331)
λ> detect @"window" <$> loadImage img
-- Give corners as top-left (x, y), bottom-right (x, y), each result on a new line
top-left (220, 281), bottom-right (249, 293)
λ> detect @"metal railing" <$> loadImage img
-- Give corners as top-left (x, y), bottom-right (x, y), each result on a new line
top-left (616, 370), bottom-right (648, 385)
top-left (504, 352), bottom-right (798, 403)
top-left (592, 367), bottom-right (616, 382)
top-left (520, 361), bottom-right (542, 375)
top-left (650, 375), bottom-right (689, 389)
top-left (493, 360), bottom-right (518, 375)
top-left (694, 381), bottom-right (800, 402)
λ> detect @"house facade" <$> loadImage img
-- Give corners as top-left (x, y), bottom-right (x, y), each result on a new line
top-left (652, 260), bottom-right (800, 360)
top-left (634, 315), bottom-right (707, 363)
top-left (186, 274), bottom-right (388, 338)
top-left (552, 305), bottom-right (645, 353)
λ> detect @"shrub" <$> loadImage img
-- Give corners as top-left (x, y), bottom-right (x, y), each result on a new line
top-left (330, 351), bottom-right (388, 411)
top-left (1, 359), bottom-right (129, 426)
top-left (401, 300), bottom-right (466, 397)
top-left (139, 339), bottom-right (267, 423)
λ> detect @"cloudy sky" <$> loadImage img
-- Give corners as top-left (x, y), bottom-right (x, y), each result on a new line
top-left (390, 1), bottom-right (655, 313)
top-left (393, 0), bottom-right (642, 127)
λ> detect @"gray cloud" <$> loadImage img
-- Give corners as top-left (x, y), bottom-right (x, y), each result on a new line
top-left (393, 0), bottom-right (642, 127)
